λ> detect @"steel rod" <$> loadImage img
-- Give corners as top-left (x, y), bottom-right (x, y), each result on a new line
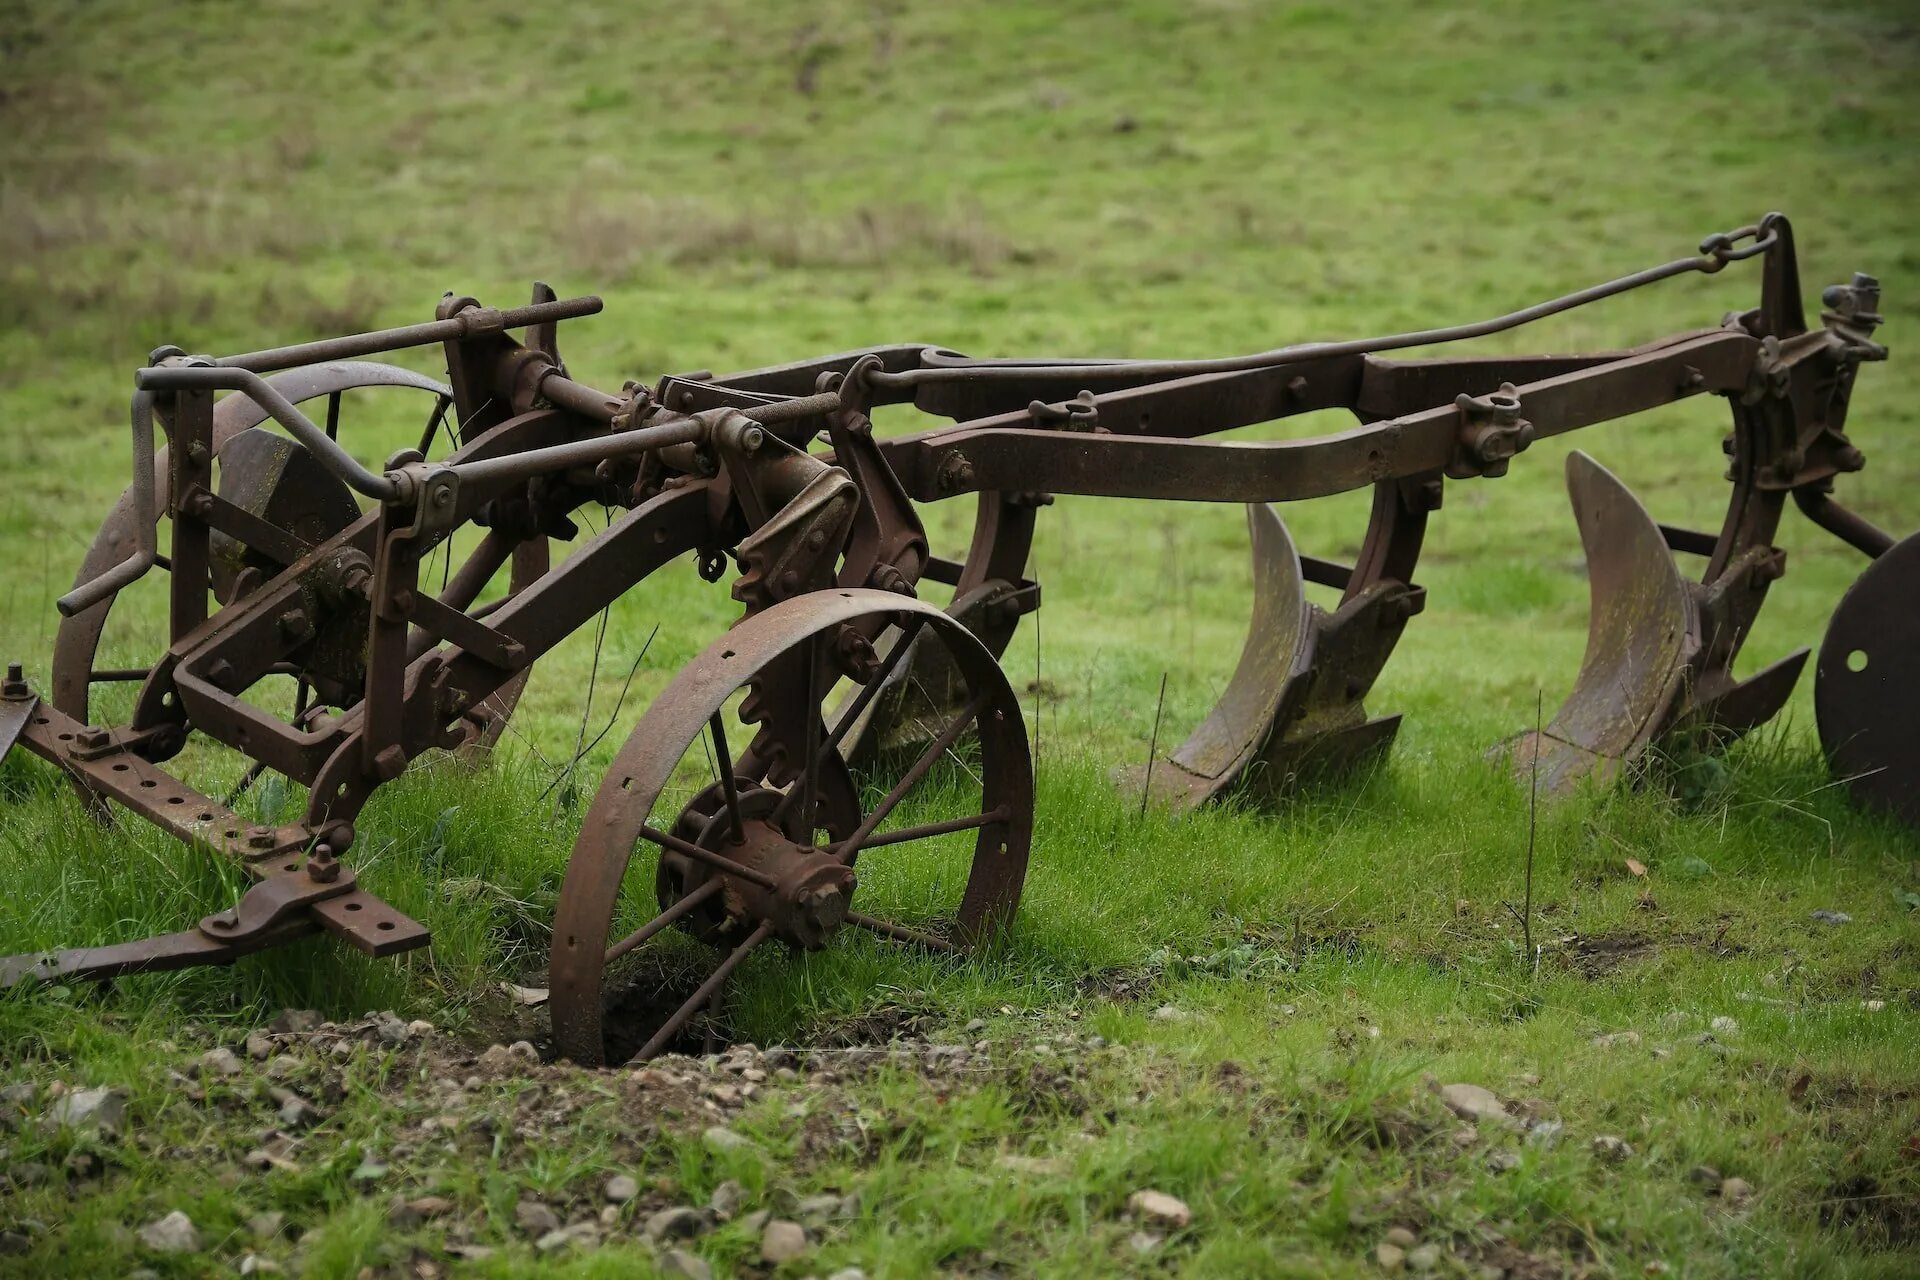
top-left (835, 688), bottom-right (993, 865)
top-left (215, 296), bottom-right (603, 375)
top-left (635, 824), bottom-right (779, 891)
top-left (845, 912), bottom-right (955, 952)
top-left (709, 713), bottom-right (746, 844)
top-left (635, 921), bottom-right (773, 1060)
top-left (868, 225), bottom-right (1775, 389)
top-left (604, 878), bottom-right (724, 965)
top-left (826, 806), bottom-right (1008, 854)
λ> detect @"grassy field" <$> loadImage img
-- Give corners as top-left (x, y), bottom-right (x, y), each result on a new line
top-left (2, 0), bottom-right (1918, 1275)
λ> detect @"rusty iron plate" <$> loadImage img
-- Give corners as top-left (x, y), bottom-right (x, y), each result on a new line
top-left (1816, 531), bottom-right (1920, 830)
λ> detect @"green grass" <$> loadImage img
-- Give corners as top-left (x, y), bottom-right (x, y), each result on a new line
top-left (2, 0), bottom-right (1918, 1275)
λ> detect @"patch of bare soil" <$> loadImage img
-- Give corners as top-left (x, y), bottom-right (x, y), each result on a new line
top-left (1818, 1174), bottom-right (1920, 1248)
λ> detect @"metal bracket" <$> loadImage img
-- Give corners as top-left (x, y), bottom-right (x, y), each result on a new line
top-left (1448, 384), bottom-right (1535, 478)
top-left (198, 863), bottom-right (357, 945)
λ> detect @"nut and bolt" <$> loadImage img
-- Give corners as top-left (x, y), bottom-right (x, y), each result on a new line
top-left (306, 843), bottom-right (341, 883)
top-left (1, 662), bottom-right (26, 699)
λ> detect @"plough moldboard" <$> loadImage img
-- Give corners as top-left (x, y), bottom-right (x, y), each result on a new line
top-left (1, 213), bottom-right (1912, 1065)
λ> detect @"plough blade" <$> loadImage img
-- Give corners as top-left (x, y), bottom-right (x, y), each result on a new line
top-left (1509, 450), bottom-right (1696, 790)
top-left (1508, 450), bottom-right (1808, 791)
top-left (1119, 503), bottom-right (1312, 808)
top-left (1817, 531), bottom-right (1920, 827)
top-left (1119, 501), bottom-right (1418, 810)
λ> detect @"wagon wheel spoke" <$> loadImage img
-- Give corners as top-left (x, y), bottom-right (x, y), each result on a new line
top-left (708, 712), bottom-right (746, 844)
top-left (605, 877), bottom-right (724, 966)
top-left (845, 911), bottom-right (956, 953)
top-left (770, 615), bottom-right (929, 834)
top-left (835, 688), bottom-right (995, 864)
top-left (635, 921), bottom-right (773, 1061)
top-left (825, 805), bottom-right (1010, 855)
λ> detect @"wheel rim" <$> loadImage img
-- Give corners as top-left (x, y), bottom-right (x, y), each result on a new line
top-left (550, 588), bottom-right (1033, 1066)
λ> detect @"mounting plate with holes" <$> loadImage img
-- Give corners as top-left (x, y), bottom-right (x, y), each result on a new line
top-left (1816, 530), bottom-right (1920, 828)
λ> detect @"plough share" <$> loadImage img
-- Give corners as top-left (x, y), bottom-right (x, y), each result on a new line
top-left (1, 213), bottom-right (1910, 1064)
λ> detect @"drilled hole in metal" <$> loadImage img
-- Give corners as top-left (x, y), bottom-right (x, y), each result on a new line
top-left (1847, 649), bottom-right (1869, 673)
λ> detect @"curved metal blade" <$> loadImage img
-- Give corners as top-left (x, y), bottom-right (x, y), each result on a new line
top-left (1817, 530), bottom-right (1920, 830)
top-left (1511, 450), bottom-right (1697, 792)
top-left (1117, 502), bottom-right (1313, 809)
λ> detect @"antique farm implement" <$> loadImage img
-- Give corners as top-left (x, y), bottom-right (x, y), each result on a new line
top-left (0, 213), bottom-right (1910, 1064)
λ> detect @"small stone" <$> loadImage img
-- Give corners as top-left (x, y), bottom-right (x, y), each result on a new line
top-left (599, 1205), bottom-right (619, 1227)
top-left (1864, 999), bottom-right (1886, 1012)
top-left (1592, 1030), bottom-right (1642, 1049)
top-left (1127, 1230), bottom-right (1163, 1254)
top-left (407, 1020), bottom-right (436, 1038)
top-left (276, 1094), bottom-right (319, 1130)
top-left (1719, 1176), bottom-right (1754, 1206)
top-left (1376, 1242), bottom-right (1407, 1272)
top-left (964, 1018), bottom-right (987, 1034)
top-left (1150, 1004), bottom-right (1189, 1023)
top-left (1709, 1016), bottom-right (1739, 1035)
top-left (760, 1218), bottom-right (809, 1263)
top-left (244, 1031), bottom-right (274, 1060)
top-left (1484, 1149), bottom-right (1521, 1173)
top-left (739, 1209), bottom-right (771, 1235)
top-left (701, 1125), bottom-right (758, 1155)
top-left (1688, 1165), bottom-right (1723, 1192)
top-left (604, 1174), bottom-right (639, 1204)
top-left (535, 1224), bottom-right (597, 1253)
top-left (708, 1178), bottom-right (746, 1220)
top-left (1809, 909), bottom-right (1852, 926)
top-left (658, 1248), bottom-right (713, 1279)
top-left (1406, 1242), bottom-right (1442, 1272)
top-left (247, 1212), bottom-right (286, 1240)
top-left (238, 1255), bottom-right (281, 1276)
top-left (269, 1010), bottom-right (321, 1034)
top-left (996, 1154), bottom-right (1065, 1176)
top-left (827, 1271), bottom-right (867, 1280)
top-left (1591, 1135), bottom-right (1634, 1163)
top-left (795, 1193), bottom-right (844, 1224)
top-left (1127, 1189), bottom-right (1191, 1229)
top-left (44, 1086), bottom-right (127, 1135)
top-left (1433, 1082), bottom-right (1518, 1129)
top-left (644, 1206), bottom-right (709, 1241)
top-left (1449, 1125), bottom-right (1478, 1148)
top-left (1527, 1119), bottom-right (1564, 1149)
top-left (137, 1210), bottom-right (201, 1254)
top-left (387, 1197), bottom-right (425, 1228)
top-left (407, 1196), bottom-right (455, 1219)
top-left (265, 1056), bottom-right (301, 1081)
top-left (515, 1199), bottom-right (561, 1237)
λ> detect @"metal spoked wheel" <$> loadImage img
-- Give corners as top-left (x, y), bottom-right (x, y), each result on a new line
top-left (549, 588), bottom-right (1033, 1066)
top-left (49, 365), bottom-right (547, 797)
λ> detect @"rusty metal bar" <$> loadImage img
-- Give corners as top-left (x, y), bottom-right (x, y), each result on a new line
top-left (214, 296), bottom-right (602, 374)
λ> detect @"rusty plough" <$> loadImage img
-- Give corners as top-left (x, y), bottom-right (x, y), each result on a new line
top-left (0, 213), bottom-right (1910, 1064)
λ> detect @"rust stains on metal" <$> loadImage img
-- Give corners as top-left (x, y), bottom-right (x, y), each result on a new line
top-left (0, 217), bottom-right (1907, 1062)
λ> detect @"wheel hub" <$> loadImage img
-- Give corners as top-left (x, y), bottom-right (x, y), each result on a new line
top-left (724, 818), bottom-right (857, 950)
